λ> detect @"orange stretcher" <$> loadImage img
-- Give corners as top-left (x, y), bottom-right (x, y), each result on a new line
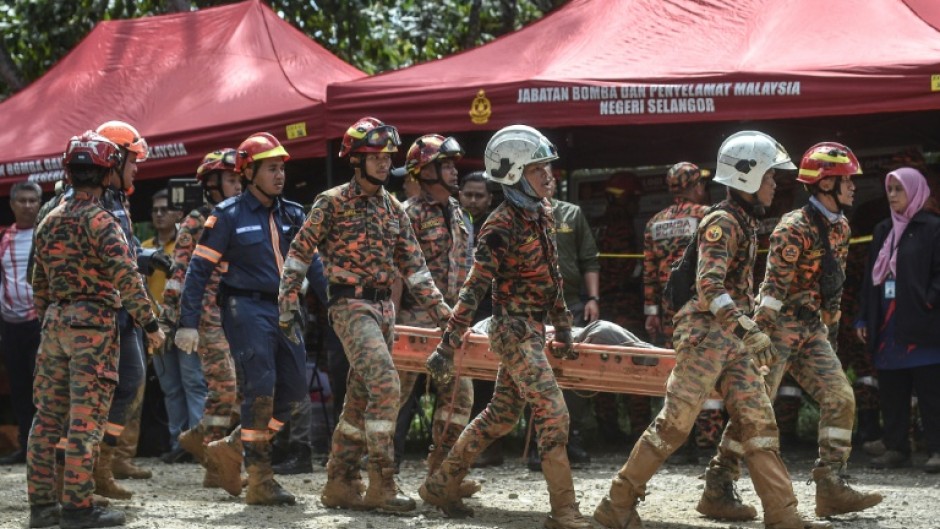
top-left (392, 325), bottom-right (676, 397)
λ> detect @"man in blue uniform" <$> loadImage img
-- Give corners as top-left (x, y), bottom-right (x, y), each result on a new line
top-left (176, 132), bottom-right (308, 506)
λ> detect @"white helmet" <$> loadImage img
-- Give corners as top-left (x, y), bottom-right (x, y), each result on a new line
top-left (484, 125), bottom-right (559, 185)
top-left (714, 131), bottom-right (796, 194)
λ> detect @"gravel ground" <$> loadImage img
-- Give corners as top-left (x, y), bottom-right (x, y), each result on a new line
top-left (1, 445), bottom-right (937, 529)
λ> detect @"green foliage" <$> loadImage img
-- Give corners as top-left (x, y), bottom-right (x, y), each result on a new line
top-left (0, 0), bottom-right (566, 99)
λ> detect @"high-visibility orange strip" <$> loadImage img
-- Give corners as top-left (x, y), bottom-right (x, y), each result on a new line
top-left (240, 429), bottom-right (269, 442)
top-left (268, 213), bottom-right (284, 275)
top-left (193, 245), bottom-right (222, 264)
top-left (105, 423), bottom-right (125, 437)
top-left (267, 418), bottom-right (284, 432)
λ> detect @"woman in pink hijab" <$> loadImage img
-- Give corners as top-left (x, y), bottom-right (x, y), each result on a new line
top-left (856, 167), bottom-right (940, 473)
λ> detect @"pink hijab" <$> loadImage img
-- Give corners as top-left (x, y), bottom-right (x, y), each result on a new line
top-left (871, 167), bottom-right (931, 285)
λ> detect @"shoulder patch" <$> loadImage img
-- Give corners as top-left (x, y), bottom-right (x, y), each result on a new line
top-left (781, 244), bottom-right (800, 263)
top-left (205, 215), bottom-right (218, 229)
top-left (310, 208), bottom-right (325, 225)
top-left (704, 224), bottom-right (723, 242)
top-left (216, 196), bottom-right (239, 209)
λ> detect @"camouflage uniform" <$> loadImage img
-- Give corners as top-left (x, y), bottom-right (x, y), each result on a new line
top-left (162, 206), bottom-right (237, 443)
top-left (397, 194), bottom-right (474, 472)
top-left (27, 191), bottom-right (158, 511)
top-left (279, 177), bottom-right (449, 509)
top-left (422, 198), bottom-right (574, 500)
top-left (643, 197), bottom-right (725, 448)
top-left (598, 198), bottom-right (805, 527)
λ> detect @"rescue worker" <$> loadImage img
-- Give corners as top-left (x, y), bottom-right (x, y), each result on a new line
top-left (27, 132), bottom-right (165, 529)
top-left (592, 131), bottom-right (830, 529)
top-left (162, 149), bottom-right (242, 488)
top-left (420, 125), bottom-right (591, 529)
top-left (395, 135), bottom-right (478, 495)
top-left (642, 163), bottom-right (725, 452)
top-left (278, 117), bottom-right (451, 513)
top-left (177, 132), bottom-right (307, 506)
top-left (696, 142), bottom-right (882, 521)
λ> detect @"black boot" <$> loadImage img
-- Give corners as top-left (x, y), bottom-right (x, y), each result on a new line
top-left (0, 448), bottom-right (26, 465)
top-left (28, 503), bottom-right (60, 529)
top-left (59, 505), bottom-right (125, 529)
top-left (567, 429), bottom-right (591, 466)
top-left (273, 443), bottom-right (313, 475)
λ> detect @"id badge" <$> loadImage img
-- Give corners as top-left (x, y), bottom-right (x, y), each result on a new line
top-left (885, 280), bottom-right (896, 300)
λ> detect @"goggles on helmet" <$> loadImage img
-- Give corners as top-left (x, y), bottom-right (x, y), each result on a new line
top-left (439, 136), bottom-right (464, 159)
top-left (350, 125), bottom-right (401, 153)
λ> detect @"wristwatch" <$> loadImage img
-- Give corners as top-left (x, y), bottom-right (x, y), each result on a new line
top-left (586, 296), bottom-right (600, 302)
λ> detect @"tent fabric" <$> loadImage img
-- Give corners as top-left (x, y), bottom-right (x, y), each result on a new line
top-left (0, 0), bottom-right (363, 191)
top-left (326, 0), bottom-right (940, 137)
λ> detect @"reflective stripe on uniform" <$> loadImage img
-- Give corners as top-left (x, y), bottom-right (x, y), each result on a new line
top-left (164, 278), bottom-right (182, 292)
top-left (433, 409), bottom-right (471, 426)
top-left (777, 386), bottom-right (803, 398)
top-left (644, 305), bottom-right (659, 316)
top-left (709, 293), bottom-right (734, 315)
top-left (203, 415), bottom-right (231, 427)
top-left (284, 256), bottom-right (308, 273)
top-left (819, 427), bottom-right (853, 443)
top-left (407, 267), bottom-right (433, 287)
top-left (758, 295), bottom-right (783, 311)
top-left (702, 399), bottom-right (724, 410)
top-left (193, 244), bottom-right (222, 263)
top-left (365, 420), bottom-right (395, 434)
top-left (241, 429), bottom-right (270, 442)
top-left (855, 376), bottom-right (879, 389)
top-left (745, 436), bottom-right (779, 451)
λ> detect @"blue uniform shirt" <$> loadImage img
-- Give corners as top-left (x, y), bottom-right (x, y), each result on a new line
top-left (179, 190), bottom-right (310, 329)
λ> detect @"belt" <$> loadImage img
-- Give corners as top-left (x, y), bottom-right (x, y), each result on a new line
top-left (328, 284), bottom-right (391, 303)
top-left (220, 285), bottom-right (277, 304)
top-left (782, 304), bottom-right (819, 322)
top-left (493, 306), bottom-right (547, 322)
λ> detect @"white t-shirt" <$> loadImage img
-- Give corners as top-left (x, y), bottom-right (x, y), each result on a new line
top-left (0, 226), bottom-right (37, 323)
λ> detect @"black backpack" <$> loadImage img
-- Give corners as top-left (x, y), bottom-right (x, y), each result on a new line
top-left (663, 205), bottom-right (749, 311)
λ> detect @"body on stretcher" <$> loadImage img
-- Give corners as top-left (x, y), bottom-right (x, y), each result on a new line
top-left (391, 325), bottom-right (677, 397)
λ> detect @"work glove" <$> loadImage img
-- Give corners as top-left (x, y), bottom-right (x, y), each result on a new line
top-left (736, 315), bottom-right (774, 368)
top-left (174, 327), bottom-right (199, 354)
top-left (549, 327), bottom-right (577, 360)
top-left (821, 309), bottom-right (841, 327)
top-left (426, 348), bottom-right (455, 386)
top-left (279, 310), bottom-right (304, 345)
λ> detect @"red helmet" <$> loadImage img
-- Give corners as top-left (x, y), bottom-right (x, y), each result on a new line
top-left (665, 162), bottom-right (711, 193)
top-left (196, 148), bottom-right (237, 181)
top-left (404, 135), bottom-right (464, 176)
top-left (797, 142), bottom-right (861, 185)
top-left (95, 120), bottom-right (149, 162)
top-left (235, 133), bottom-right (290, 174)
top-left (605, 172), bottom-right (641, 197)
top-left (63, 131), bottom-right (122, 185)
top-left (339, 117), bottom-right (401, 157)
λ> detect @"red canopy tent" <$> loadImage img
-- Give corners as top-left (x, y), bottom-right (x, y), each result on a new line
top-left (326, 0), bottom-right (940, 167)
top-left (0, 0), bottom-right (364, 194)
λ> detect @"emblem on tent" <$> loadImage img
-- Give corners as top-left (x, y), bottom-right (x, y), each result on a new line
top-left (469, 89), bottom-right (492, 124)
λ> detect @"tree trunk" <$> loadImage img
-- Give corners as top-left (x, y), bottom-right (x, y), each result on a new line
top-left (0, 41), bottom-right (25, 95)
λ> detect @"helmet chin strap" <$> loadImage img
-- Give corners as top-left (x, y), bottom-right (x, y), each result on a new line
top-left (246, 166), bottom-right (280, 202)
top-left (357, 157), bottom-right (387, 187)
top-left (820, 179), bottom-right (850, 212)
top-left (730, 188), bottom-right (766, 217)
top-left (418, 162), bottom-right (459, 196)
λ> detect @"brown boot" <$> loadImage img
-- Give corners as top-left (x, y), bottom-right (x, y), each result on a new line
top-left (812, 462), bottom-right (882, 518)
top-left (594, 438), bottom-right (662, 529)
top-left (206, 428), bottom-right (243, 497)
top-left (178, 425), bottom-right (208, 466)
top-left (363, 462), bottom-right (415, 512)
top-left (419, 432), bottom-right (482, 517)
top-left (93, 444), bottom-right (133, 500)
top-left (321, 458), bottom-right (367, 510)
top-left (742, 450), bottom-right (831, 529)
top-left (244, 439), bottom-right (295, 506)
top-left (427, 444), bottom-right (481, 499)
top-left (541, 445), bottom-right (592, 529)
top-left (111, 415), bottom-right (151, 480)
top-left (695, 463), bottom-right (758, 520)
top-left (202, 461), bottom-right (221, 489)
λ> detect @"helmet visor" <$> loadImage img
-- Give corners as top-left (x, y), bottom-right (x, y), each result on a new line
top-left (439, 137), bottom-right (465, 158)
top-left (532, 137), bottom-right (559, 163)
top-left (353, 125), bottom-right (401, 152)
top-left (221, 149), bottom-right (237, 167)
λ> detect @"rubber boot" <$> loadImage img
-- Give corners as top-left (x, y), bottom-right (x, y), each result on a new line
top-left (695, 461), bottom-right (758, 520)
top-left (111, 417), bottom-right (151, 480)
top-left (93, 444), bottom-right (133, 500)
top-left (363, 462), bottom-right (415, 512)
top-left (28, 503), bottom-right (60, 529)
top-left (206, 427), bottom-right (243, 497)
top-left (541, 445), bottom-right (592, 529)
top-left (812, 461), bottom-right (882, 518)
top-left (321, 458), bottom-right (367, 510)
top-left (593, 438), bottom-right (663, 529)
top-left (272, 443), bottom-right (313, 475)
top-left (59, 505), bottom-right (125, 529)
top-left (244, 440), bottom-right (296, 506)
top-left (744, 450), bottom-right (830, 529)
top-left (178, 425), bottom-right (208, 466)
top-left (419, 433), bottom-right (480, 517)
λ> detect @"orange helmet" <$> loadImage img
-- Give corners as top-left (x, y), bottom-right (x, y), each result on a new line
top-left (666, 162), bottom-right (711, 193)
top-left (796, 142), bottom-right (861, 185)
top-left (605, 172), bottom-right (641, 197)
top-left (339, 117), bottom-right (400, 157)
top-left (404, 135), bottom-right (464, 176)
top-left (196, 148), bottom-right (237, 181)
top-left (235, 133), bottom-right (289, 175)
top-left (95, 120), bottom-right (148, 162)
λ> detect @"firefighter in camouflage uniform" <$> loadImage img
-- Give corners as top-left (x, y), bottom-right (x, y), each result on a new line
top-left (161, 149), bottom-right (242, 489)
top-left (278, 117), bottom-right (451, 514)
top-left (593, 131), bottom-right (832, 529)
top-left (27, 132), bottom-right (165, 529)
top-left (420, 125), bottom-right (592, 529)
top-left (395, 134), bottom-right (479, 497)
top-left (696, 142), bottom-right (883, 522)
top-left (643, 162), bottom-right (726, 450)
